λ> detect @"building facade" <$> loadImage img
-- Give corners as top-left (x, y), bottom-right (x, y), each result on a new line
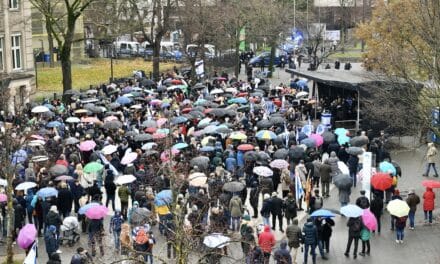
top-left (0, 0), bottom-right (35, 114)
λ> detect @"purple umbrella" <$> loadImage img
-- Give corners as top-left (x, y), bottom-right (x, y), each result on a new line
top-left (85, 205), bottom-right (108, 219)
top-left (17, 224), bottom-right (37, 249)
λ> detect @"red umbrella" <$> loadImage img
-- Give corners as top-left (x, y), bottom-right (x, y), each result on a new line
top-left (182, 108), bottom-right (192, 114)
top-left (171, 79), bottom-right (182, 85)
top-left (204, 108), bottom-right (213, 114)
top-left (237, 144), bottom-right (254, 151)
top-left (422, 180), bottom-right (440, 188)
top-left (145, 127), bottom-right (157, 133)
top-left (237, 92), bottom-right (248, 97)
top-left (371, 172), bottom-right (393, 191)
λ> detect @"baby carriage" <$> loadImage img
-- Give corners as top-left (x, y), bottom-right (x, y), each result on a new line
top-left (60, 216), bottom-right (80, 247)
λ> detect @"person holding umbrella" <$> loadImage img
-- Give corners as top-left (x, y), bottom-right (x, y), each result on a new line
top-left (344, 216), bottom-right (362, 259)
top-left (370, 193), bottom-right (384, 234)
top-left (394, 215), bottom-right (408, 244)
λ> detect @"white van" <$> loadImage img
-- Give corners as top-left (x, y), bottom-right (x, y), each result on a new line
top-left (114, 41), bottom-right (143, 57)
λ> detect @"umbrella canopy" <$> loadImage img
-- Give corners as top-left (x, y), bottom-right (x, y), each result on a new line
top-left (198, 117), bottom-right (213, 128)
top-left (190, 156), bottom-right (210, 170)
top-left (334, 128), bottom-right (349, 137)
top-left (337, 135), bottom-right (350, 145)
top-left (422, 180), bottom-right (440, 188)
top-left (49, 164), bottom-right (68, 176)
top-left (121, 152), bottom-right (138, 165)
top-left (337, 161), bottom-right (349, 175)
top-left (85, 205), bottom-right (108, 219)
top-left (256, 130), bottom-right (277, 140)
top-left (142, 142), bottom-right (157, 150)
top-left (229, 132), bottom-right (247, 140)
top-left (114, 175), bottom-right (137, 185)
top-left (333, 174), bottom-right (353, 189)
top-left (340, 204), bottom-right (363, 218)
top-left (379, 161), bottom-right (396, 176)
top-left (84, 162), bottom-right (104, 173)
top-left (0, 179), bottom-right (6, 187)
top-left (309, 133), bottom-right (324, 147)
top-left (17, 224), bottom-right (37, 249)
top-left (0, 194), bottom-right (6, 202)
top-left (171, 116), bottom-right (188, 125)
top-left (310, 209), bottom-right (336, 218)
top-left (203, 233), bottom-right (230, 248)
top-left (79, 140), bottom-right (96, 151)
top-left (300, 138), bottom-right (316, 148)
top-left (347, 147), bottom-right (364, 156)
top-left (269, 159), bottom-right (289, 169)
top-left (31, 105), bottom-right (50, 113)
top-left (350, 136), bottom-right (369, 147)
top-left (322, 131), bottom-right (336, 143)
top-left (387, 199), bottom-right (410, 217)
top-left (253, 166), bottom-right (273, 177)
top-left (200, 146), bottom-right (215, 152)
top-left (257, 119), bottom-right (272, 129)
top-left (289, 147), bottom-right (304, 159)
top-left (101, 145), bottom-right (118, 155)
top-left (55, 175), bottom-right (74, 181)
top-left (103, 120), bottom-right (123, 130)
top-left (274, 148), bottom-right (289, 159)
top-left (172, 142), bottom-right (189, 150)
top-left (142, 120), bottom-right (157, 128)
top-left (269, 116), bottom-right (285, 126)
top-left (46, 121), bottom-right (62, 128)
top-left (37, 187), bottom-right (58, 198)
top-left (188, 172), bottom-right (207, 187)
top-left (223, 181), bottom-right (246, 192)
top-left (11, 149), bottom-right (27, 164)
top-left (371, 172), bottom-right (393, 191)
top-left (15, 182), bottom-right (37, 191)
top-left (65, 137), bottom-right (80, 145)
top-left (130, 207), bottom-right (152, 225)
top-left (116, 96), bottom-right (132, 105)
top-left (362, 209), bottom-right (377, 231)
top-left (134, 133), bottom-right (153, 142)
top-left (237, 144), bottom-right (254, 151)
top-left (155, 189), bottom-right (172, 206)
top-left (78, 202), bottom-right (100, 215)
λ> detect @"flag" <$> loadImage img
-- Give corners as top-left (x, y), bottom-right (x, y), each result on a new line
top-left (23, 241), bottom-right (37, 264)
top-left (281, 96), bottom-right (286, 111)
top-left (284, 122), bottom-right (289, 148)
top-left (295, 173), bottom-right (304, 202)
top-left (296, 127), bottom-right (300, 144)
top-left (99, 152), bottom-right (119, 176)
top-left (250, 102), bottom-right (254, 113)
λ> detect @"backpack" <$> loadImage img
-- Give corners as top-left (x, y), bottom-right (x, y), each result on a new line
top-left (111, 215), bottom-right (123, 232)
top-left (351, 218), bottom-right (361, 232)
top-left (314, 197), bottom-right (323, 210)
top-left (286, 199), bottom-right (297, 212)
top-left (70, 253), bottom-right (82, 264)
top-left (135, 228), bottom-right (149, 245)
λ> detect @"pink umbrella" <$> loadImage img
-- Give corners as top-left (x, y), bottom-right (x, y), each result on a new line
top-left (0, 194), bottom-right (6, 202)
top-left (85, 205), bottom-right (108, 219)
top-left (121, 152), bottom-right (138, 165)
top-left (309, 133), bottom-right (324, 147)
top-left (104, 115), bottom-right (118, 122)
top-left (153, 133), bottom-right (167, 139)
top-left (362, 209), bottom-right (377, 231)
top-left (79, 140), bottom-right (96, 151)
top-left (150, 99), bottom-right (162, 106)
top-left (160, 149), bottom-right (179, 162)
top-left (156, 118), bottom-right (168, 127)
top-left (17, 224), bottom-right (37, 249)
top-left (30, 135), bottom-right (44, 140)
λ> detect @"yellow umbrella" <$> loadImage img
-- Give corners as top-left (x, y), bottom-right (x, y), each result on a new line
top-left (387, 199), bottom-right (410, 217)
top-left (201, 136), bottom-right (216, 146)
top-left (229, 131), bottom-right (247, 140)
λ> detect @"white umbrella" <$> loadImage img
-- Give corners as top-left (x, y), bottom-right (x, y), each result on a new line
top-left (0, 179), bottom-right (7, 186)
top-left (203, 233), bottom-right (230, 248)
top-left (101, 145), bottom-right (118, 155)
top-left (31, 106), bottom-right (50, 113)
top-left (31, 155), bottom-right (48, 162)
top-left (15, 182), bottom-right (37, 191)
top-left (65, 117), bottom-right (81, 123)
top-left (188, 172), bottom-right (207, 187)
top-left (338, 161), bottom-right (349, 175)
top-left (28, 140), bottom-right (45, 147)
top-left (296, 91), bottom-right (308, 99)
top-left (114, 174), bottom-right (137, 185)
top-left (142, 142), bottom-right (157, 150)
top-left (224, 88), bottom-right (237, 93)
top-left (121, 152), bottom-right (138, 165)
top-left (130, 104), bottom-right (142, 109)
top-left (253, 166), bottom-right (273, 177)
top-left (210, 88), bottom-right (224, 95)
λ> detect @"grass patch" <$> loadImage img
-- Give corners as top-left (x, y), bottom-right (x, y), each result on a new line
top-left (36, 58), bottom-right (177, 93)
top-left (328, 51), bottom-right (364, 59)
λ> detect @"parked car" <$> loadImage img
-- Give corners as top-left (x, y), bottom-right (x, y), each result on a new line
top-left (249, 52), bottom-right (282, 67)
top-left (114, 41), bottom-right (144, 57)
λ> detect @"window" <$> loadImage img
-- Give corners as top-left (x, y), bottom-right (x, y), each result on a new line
top-left (0, 37), bottom-right (3, 71)
top-left (9, 0), bottom-right (18, 9)
top-left (11, 35), bottom-right (21, 70)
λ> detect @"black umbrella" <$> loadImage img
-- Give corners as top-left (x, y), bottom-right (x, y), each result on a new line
top-left (130, 207), bottom-right (152, 225)
top-left (103, 120), bottom-right (123, 130)
top-left (333, 174), bottom-right (353, 189)
top-left (223, 181), bottom-right (245, 193)
top-left (140, 79), bottom-right (155, 87)
top-left (350, 136), bottom-right (369, 147)
top-left (273, 148), bottom-right (289, 159)
top-left (193, 83), bottom-right (207, 90)
top-left (189, 111), bottom-right (205, 119)
top-left (257, 119), bottom-right (272, 129)
top-left (209, 108), bottom-right (227, 117)
top-left (289, 147), bottom-right (304, 159)
top-left (237, 105), bottom-right (250, 112)
top-left (134, 133), bottom-right (153, 142)
top-left (141, 120), bottom-right (157, 128)
top-left (190, 156), bottom-right (210, 170)
top-left (269, 116), bottom-right (286, 126)
top-left (300, 138), bottom-right (316, 148)
top-left (225, 109), bottom-right (236, 117)
top-left (108, 102), bottom-right (121, 109)
top-left (244, 151), bottom-right (258, 161)
top-left (49, 164), bottom-right (68, 176)
top-left (322, 131), bottom-right (336, 143)
top-left (65, 137), bottom-right (80, 145)
top-left (347, 147), bottom-right (363, 155)
top-left (64, 89), bottom-right (80, 96)
top-left (125, 131), bottom-right (138, 138)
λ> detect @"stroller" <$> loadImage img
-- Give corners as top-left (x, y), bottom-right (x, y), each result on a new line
top-left (60, 216), bottom-right (80, 247)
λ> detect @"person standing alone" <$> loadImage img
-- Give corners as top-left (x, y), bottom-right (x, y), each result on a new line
top-left (423, 142), bottom-right (438, 177)
top-left (406, 189), bottom-right (420, 229)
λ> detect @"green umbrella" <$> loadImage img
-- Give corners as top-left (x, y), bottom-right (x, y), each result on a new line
top-left (84, 162), bottom-right (104, 173)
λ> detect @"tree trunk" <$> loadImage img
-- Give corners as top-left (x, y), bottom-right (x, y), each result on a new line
top-left (152, 40), bottom-right (161, 81)
top-left (6, 173), bottom-right (14, 264)
top-left (269, 43), bottom-right (276, 74)
top-left (61, 56), bottom-right (72, 94)
top-left (46, 19), bottom-right (55, 68)
top-left (234, 39), bottom-right (240, 77)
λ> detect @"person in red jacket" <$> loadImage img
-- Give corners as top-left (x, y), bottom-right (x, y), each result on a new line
top-left (258, 225), bottom-right (275, 264)
top-left (423, 187), bottom-right (435, 224)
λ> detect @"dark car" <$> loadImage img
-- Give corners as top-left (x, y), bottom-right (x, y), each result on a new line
top-left (249, 52), bottom-right (282, 67)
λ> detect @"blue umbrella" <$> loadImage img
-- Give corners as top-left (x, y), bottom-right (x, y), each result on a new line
top-left (155, 189), bottom-right (172, 206)
top-left (11, 149), bottom-right (27, 165)
top-left (340, 204), bottom-right (363, 218)
top-left (171, 116), bottom-right (188, 125)
top-left (228, 97), bottom-right (248, 104)
top-left (116, 96), bottom-right (132, 105)
top-left (301, 124), bottom-right (313, 136)
top-left (157, 128), bottom-right (170, 134)
top-left (203, 125), bottom-right (218, 134)
top-left (78, 202), bottom-right (100, 215)
top-left (172, 143), bottom-right (189, 150)
top-left (36, 187), bottom-right (58, 198)
top-left (310, 209), bottom-right (336, 218)
top-left (194, 99), bottom-right (207, 106)
top-left (255, 130), bottom-right (277, 140)
top-left (297, 132), bottom-right (307, 142)
top-left (161, 102), bottom-right (171, 108)
top-left (46, 121), bottom-right (62, 128)
top-left (200, 146), bottom-right (215, 152)
top-left (43, 104), bottom-right (55, 110)
top-left (379, 161), bottom-right (396, 176)
top-left (334, 128), bottom-right (349, 137)
top-left (300, 138), bottom-right (316, 148)
top-left (338, 135), bottom-right (350, 145)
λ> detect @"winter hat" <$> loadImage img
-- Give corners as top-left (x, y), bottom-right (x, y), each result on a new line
top-left (50, 205), bottom-right (58, 213)
top-left (263, 193), bottom-right (270, 200)
top-left (409, 188), bottom-right (415, 194)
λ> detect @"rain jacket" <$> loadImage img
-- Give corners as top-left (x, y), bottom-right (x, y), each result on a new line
top-left (423, 188), bottom-right (435, 211)
top-left (286, 218), bottom-right (302, 249)
top-left (274, 241), bottom-right (292, 264)
top-left (229, 195), bottom-right (243, 217)
top-left (258, 225), bottom-right (275, 253)
top-left (302, 221), bottom-right (318, 245)
top-left (327, 151), bottom-right (340, 176)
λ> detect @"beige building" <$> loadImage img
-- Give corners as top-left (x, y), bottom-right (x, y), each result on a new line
top-left (0, 0), bottom-right (35, 114)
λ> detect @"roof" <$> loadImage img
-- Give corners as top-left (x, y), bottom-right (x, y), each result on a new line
top-left (285, 64), bottom-right (386, 90)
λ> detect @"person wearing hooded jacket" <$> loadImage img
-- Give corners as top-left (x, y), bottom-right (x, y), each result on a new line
top-left (302, 218), bottom-right (318, 264)
top-left (249, 181), bottom-right (260, 218)
top-left (258, 225), bottom-right (275, 264)
top-left (260, 194), bottom-right (272, 226)
top-left (327, 151), bottom-right (340, 177)
top-left (319, 160), bottom-right (332, 198)
top-left (286, 218), bottom-right (302, 263)
top-left (423, 187), bottom-right (435, 224)
top-left (274, 241), bottom-right (292, 264)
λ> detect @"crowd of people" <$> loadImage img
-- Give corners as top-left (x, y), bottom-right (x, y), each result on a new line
top-left (0, 64), bottom-right (437, 264)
